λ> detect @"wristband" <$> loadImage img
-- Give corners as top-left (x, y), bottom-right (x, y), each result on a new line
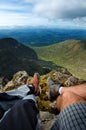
top-left (59, 87), bottom-right (63, 95)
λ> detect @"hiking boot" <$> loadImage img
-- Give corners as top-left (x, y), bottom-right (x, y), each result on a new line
top-left (47, 77), bottom-right (63, 101)
top-left (27, 73), bottom-right (41, 96)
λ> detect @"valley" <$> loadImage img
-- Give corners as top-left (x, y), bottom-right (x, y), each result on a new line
top-left (0, 27), bottom-right (86, 80)
top-left (34, 40), bottom-right (86, 80)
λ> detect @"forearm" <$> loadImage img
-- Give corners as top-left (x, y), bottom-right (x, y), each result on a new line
top-left (61, 84), bottom-right (86, 99)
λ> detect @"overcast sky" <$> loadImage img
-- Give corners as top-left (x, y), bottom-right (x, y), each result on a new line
top-left (0, 0), bottom-right (86, 28)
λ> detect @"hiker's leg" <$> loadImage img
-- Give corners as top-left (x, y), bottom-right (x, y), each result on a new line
top-left (0, 105), bottom-right (4, 120)
top-left (61, 84), bottom-right (86, 99)
top-left (5, 84), bottom-right (31, 97)
top-left (56, 91), bottom-right (86, 111)
top-left (0, 85), bottom-right (30, 112)
top-left (0, 73), bottom-right (40, 130)
top-left (5, 72), bottom-right (40, 98)
top-left (0, 97), bottom-right (40, 130)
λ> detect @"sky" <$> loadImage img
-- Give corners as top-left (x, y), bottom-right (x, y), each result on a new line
top-left (0, 0), bottom-right (86, 29)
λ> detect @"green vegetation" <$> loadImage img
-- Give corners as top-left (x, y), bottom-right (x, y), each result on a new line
top-left (0, 38), bottom-right (58, 79)
top-left (34, 40), bottom-right (86, 80)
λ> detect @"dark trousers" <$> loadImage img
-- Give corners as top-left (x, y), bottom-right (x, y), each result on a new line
top-left (0, 99), bottom-right (39, 130)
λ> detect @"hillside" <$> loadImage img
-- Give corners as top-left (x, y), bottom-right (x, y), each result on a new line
top-left (0, 38), bottom-right (58, 79)
top-left (34, 40), bottom-right (86, 80)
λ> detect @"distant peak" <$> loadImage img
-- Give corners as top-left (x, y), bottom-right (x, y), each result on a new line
top-left (0, 37), bottom-right (19, 43)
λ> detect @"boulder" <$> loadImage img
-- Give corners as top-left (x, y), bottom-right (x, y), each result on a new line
top-left (12, 71), bottom-right (28, 85)
top-left (65, 76), bottom-right (86, 87)
top-left (3, 71), bottom-right (28, 91)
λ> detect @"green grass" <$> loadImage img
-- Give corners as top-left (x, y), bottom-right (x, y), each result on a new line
top-left (33, 40), bottom-right (86, 80)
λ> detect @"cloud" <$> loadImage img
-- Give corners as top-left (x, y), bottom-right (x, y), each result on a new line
top-left (0, 11), bottom-right (50, 27)
top-left (73, 17), bottom-right (86, 27)
top-left (0, 1), bottom-right (32, 14)
top-left (0, 12), bottom-right (27, 26)
top-left (0, 4), bottom-right (22, 12)
top-left (29, 0), bottom-right (86, 19)
top-left (1, 0), bottom-right (86, 20)
top-left (23, 0), bottom-right (36, 3)
top-left (0, 0), bottom-right (86, 28)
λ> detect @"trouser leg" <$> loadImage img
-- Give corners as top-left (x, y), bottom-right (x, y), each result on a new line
top-left (0, 99), bottom-right (40, 130)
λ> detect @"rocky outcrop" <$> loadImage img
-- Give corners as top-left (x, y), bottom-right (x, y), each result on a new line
top-left (1, 68), bottom-right (86, 111)
top-left (40, 111), bottom-right (57, 130)
top-left (53, 71), bottom-right (85, 86)
top-left (2, 71), bottom-right (28, 91)
top-left (0, 68), bottom-right (86, 130)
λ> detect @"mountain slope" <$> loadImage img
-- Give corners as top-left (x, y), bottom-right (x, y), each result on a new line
top-left (0, 38), bottom-right (57, 79)
top-left (34, 40), bottom-right (86, 80)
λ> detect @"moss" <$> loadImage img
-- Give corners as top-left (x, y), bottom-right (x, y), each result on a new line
top-left (37, 97), bottom-right (50, 111)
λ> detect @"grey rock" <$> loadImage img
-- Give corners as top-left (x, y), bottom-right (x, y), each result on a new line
top-left (40, 111), bottom-right (57, 130)
top-left (3, 71), bottom-right (28, 91)
top-left (12, 71), bottom-right (28, 86)
top-left (64, 76), bottom-right (86, 87)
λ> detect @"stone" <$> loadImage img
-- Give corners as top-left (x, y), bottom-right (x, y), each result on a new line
top-left (3, 71), bottom-right (29, 91)
top-left (64, 76), bottom-right (86, 87)
top-left (12, 71), bottom-right (28, 86)
top-left (40, 111), bottom-right (57, 130)
top-left (64, 76), bottom-right (78, 86)
top-left (3, 81), bottom-right (14, 91)
top-left (53, 72), bottom-right (70, 83)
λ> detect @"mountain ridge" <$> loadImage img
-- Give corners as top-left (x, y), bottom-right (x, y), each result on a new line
top-left (0, 38), bottom-right (58, 79)
top-left (34, 40), bottom-right (86, 80)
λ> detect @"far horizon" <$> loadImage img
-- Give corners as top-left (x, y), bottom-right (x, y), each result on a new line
top-left (0, 25), bottom-right (86, 30)
top-left (0, 0), bottom-right (86, 29)
top-left (0, 27), bottom-right (86, 47)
